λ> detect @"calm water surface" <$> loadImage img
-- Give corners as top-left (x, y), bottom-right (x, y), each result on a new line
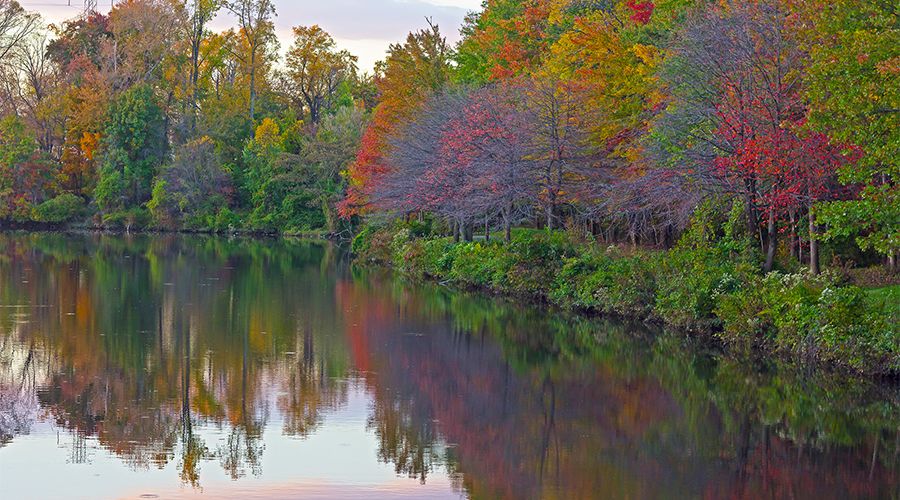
top-left (0, 233), bottom-right (897, 499)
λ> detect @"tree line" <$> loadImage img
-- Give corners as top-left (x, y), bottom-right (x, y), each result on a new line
top-left (0, 0), bottom-right (369, 233)
top-left (341, 0), bottom-right (898, 274)
top-left (0, 0), bottom-right (896, 272)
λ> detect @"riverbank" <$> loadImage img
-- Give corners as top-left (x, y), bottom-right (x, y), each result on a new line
top-left (353, 223), bottom-right (899, 377)
top-left (0, 220), bottom-right (338, 240)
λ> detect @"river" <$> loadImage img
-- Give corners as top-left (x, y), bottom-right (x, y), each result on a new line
top-left (0, 233), bottom-right (896, 499)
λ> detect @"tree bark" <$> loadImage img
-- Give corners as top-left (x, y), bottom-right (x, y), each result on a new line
top-left (809, 209), bottom-right (820, 275)
top-left (764, 210), bottom-right (777, 273)
top-left (249, 47), bottom-right (257, 121)
top-left (502, 206), bottom-right (512, 243)
top-left (789, 209), bottom-right (798, 261)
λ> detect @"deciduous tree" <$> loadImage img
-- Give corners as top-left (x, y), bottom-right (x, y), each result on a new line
top-left (284, 25), bottom-right (357, 124)
top-left (224, 0), bottom-right (275, 121)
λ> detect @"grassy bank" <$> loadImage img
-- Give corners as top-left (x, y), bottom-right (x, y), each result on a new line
top-left (353, 222), bottom-right (899, 376)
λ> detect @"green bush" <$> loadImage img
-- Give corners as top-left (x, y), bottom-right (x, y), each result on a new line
top-left (32, 194), bottom-right (85, 223)
top-left (716, 272), bottom-right (899, 372)
top-left (550, 253), bottom-right (605, 309)
top-left (654, 246), bottom-right (752, 331)
top-left (353, 220), bottom-right (898, 374)
top-left (351, 224), bottom-right (374, 255)
top-left (446, 242), bottom-right (511, 289)
top-left (397, 237), bottom-right (456, 278)
top-left (208, 207), bottom-right (242, 232)
top-left (351, 224), bottom-right (394, 263)
top-left (102, 207), bottom-right (151, 230)
top-left (603, 254), bottom-right (660, 316)
top-left (550, 251), bottom-right (661, 317)
top-left (407, 218), bottom-right (433, 238)
top-left (498, 230), bottom-right (577, 295)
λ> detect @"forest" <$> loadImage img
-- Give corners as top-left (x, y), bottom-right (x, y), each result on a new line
top-left (0, 1), bottom-right (897, 369)
top-left (0, 0), bottom-right (369, 233)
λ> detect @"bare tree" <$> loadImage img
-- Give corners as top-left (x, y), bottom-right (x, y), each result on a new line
top-left (0, 0), bottom-right (38, 62)
top-left (0, 1), bottom-right (41, 119)
top-left (373, 79), bottom-right (612, 240)
top-left (4, 33), bottom-right (61, 154)
top-left (106, 0), bottom-right (181, 90)
top-left (518, 76), bottom-right (610, 229)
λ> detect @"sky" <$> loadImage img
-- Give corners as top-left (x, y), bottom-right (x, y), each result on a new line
top-left (17, 0), bottom-right (484, 71)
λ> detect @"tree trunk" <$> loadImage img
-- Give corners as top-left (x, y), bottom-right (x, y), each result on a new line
top-left (502, 206), bottom-right (512, 243)
top-left (453, 220), bottom-right (459, 243)
top-left (744, 189), bottom-right (763, 253)
top-left (249, 47), bottom-right (257, 121)
top-left (789, 209), bottom-right (798, 261)
top-left (809, 209), bottom-right (820, 275)
top-left (764, 210), bottom-right (777, 273)
top-left (484, 219), bottom-right (490, 242)
top-left (889, 253), bottom-right (897, 274)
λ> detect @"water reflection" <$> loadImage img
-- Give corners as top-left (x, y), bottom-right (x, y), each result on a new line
top-left (0, 233), bottom-right (897, 499)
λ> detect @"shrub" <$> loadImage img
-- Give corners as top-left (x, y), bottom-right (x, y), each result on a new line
top-left (551, 251), bottom-right (661, 317)
top-left (448, 241), bottom-right (513, 289)
top-left (102, 207), bottom-right (151, 231)
top-left (351, 224), bottom-right (374, 255)
top-left (654, 246), bottom-right (752, 331)
top-left (716, 272), bottom-right (899, 372)
top-left (500, 230), bottom-right (578, 295)
top-left (603, 255), bottom-right (659, 316)
top-left (550, 253), bottom-right (605, 309)
top-left (397, 237), bottom-right (456, 278)
top-left (407, 218), bottom-right (433, 238)
top-left (32, 194), bottom-right (85, 224)
top-left (390, 228), bottom-right (413, 268)
top-left (353, 221), bottom-right (898, 374)
top-left (352, 224), bottom-right (395, 263)
top-left (209, 207), bottom-right (242, 232)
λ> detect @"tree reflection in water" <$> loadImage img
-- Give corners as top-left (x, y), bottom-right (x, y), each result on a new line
top-left (0, 233), bottom-right (896, 498)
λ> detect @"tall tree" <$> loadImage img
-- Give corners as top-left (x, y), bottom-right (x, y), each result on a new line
top-left (47, 12), bottom-right (113, 196)
top-left (455, 0), bottom-right (552, 83)
top-left (183, 0), bottom-right (220, 130)
top-left (95, 83), bottom-right (166, 213)
top-left (0, 0), bottom-right (39, 62)
top-left (284, 25), bottom-right (357, 124)
top-left (148, 136), bottom-right (232, 227)
top-left (107, 0), bottom-right (181, 90)
top-left (225, 0), bottom-right (275, 121)
top-left (0, 115), bottom-right (55, 220)
top-left (655, 0), bottom-right (809, 271)
top-left (341, 20), bottom-right (454, 216)
top-left (0, 31), bottom-right (60, 154)
top-left (791, 0), bottom-right (900, 268)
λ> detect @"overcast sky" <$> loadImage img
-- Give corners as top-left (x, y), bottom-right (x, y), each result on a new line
top-left (18, 0), bottom-right (483, 71)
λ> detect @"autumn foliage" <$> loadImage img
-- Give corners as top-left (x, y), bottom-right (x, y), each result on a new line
top-left (343, 0), bottom-right (896, 272)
